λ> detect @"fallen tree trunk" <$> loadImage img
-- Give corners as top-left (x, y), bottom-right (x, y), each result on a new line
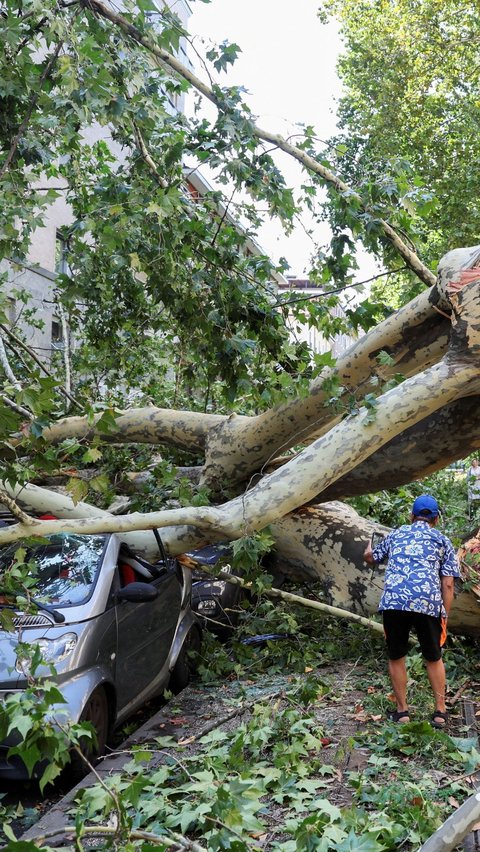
top-left (2, 486), bottom-right (479, 637)
top-left (319, 396), bottom-right (480, 500)
top-left (269, 503), bottom-right (480, 637)
top-left (36, 283), bottom-right (450, 492)
top-left (2, 252), bottom-right (480, 636)
top-left (30, 247), bottom-right (479, 499)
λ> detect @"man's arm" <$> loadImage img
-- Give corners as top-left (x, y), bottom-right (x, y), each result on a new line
top-left (441, 576), bottom-right (455, 616)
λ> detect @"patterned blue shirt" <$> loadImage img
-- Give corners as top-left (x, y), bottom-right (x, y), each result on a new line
top-left (372, 521), bottom-right (459, 617)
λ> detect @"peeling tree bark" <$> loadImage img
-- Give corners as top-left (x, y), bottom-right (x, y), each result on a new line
top-left (34, 249), bottom-right (480, 499)
top-left (36, 281), bottom-right (451, 490)
top-left (317, 396), bottom-right (480, 500)
top-left (2, 275), bottom-right (480, 543)
top-left (40, 407), bottom-right (228, 452)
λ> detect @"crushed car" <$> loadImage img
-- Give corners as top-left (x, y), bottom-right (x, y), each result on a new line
top-left (0, 516), bottom-right (201, 779)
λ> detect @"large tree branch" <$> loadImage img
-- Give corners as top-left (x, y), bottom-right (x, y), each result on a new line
top-left (23, 249), bottom-right (480, 496)
top-left (40, 406), bottom-right (229, 451)
top-left (1, 276), bottom-right (479, 549)
top-left (320, 396), bottom-right (480, 500)
top-left (0, 393), bottom-right (33, 419)
top-left (32, 277), bottom-right (451, 470)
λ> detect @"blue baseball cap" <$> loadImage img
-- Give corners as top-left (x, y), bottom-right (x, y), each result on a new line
top-left (412, 495), bottom-right (439, 518)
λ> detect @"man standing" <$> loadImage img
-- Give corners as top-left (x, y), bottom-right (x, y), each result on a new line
top-left (363, 495), bottom-right (459, 727)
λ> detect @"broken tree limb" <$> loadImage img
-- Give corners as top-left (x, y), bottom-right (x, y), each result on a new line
top-left (177, 557), bottom-right (385, 638)
top-left (417, 790), bottom-right (480, 852)
top-left (2, 276), bottom-right (480, 552)
top-left (40, 407), bottom-right (228, 452)
top-left (2, 487), bottom-right (478, 636)
top-left (31, 247), bottom-right (479, 494)
top-left (34, 276), bottom-right (450, 491)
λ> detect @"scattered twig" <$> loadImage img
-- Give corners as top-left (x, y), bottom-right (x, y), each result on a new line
top-left (55, 300), bottom-right (72, 412)
top-left (12, 824), bottom-right (207, 850)
top-left (449, 678), bottom-right (471, 706)
top-left (0, 41), bottom-right (64, 178)
top-left (439, 770), bottom-right (479, 790)
top-left (180, 563), bottom-right (385, 638)
top-left (0, 322), bottom-right (82, 410)
top-left (0, 335), bottom-right (21, 390)
top-left (82, 0), bottom-right (437, 288)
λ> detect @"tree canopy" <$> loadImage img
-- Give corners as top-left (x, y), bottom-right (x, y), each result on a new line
top-left (320, 0), bottom-right (480, 302)
top-left (2, 5), bottom-right (480, 843)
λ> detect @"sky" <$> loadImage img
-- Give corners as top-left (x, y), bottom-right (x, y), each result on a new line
top-left (185, 0), bottom-right (345, 276)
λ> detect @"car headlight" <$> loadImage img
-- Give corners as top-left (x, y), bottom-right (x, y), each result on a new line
top-left (15, 633), bottom-right (78, 674)
top-left (196, 599), bottom-right (218, 614)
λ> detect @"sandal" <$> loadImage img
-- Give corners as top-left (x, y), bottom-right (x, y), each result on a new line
top-left (431, 710), bottom-right (448, 729)
top-left (388, 710), bottom-right (410, 723)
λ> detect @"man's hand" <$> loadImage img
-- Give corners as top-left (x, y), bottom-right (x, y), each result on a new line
top-left (363, 540), bottom-right (374, 564)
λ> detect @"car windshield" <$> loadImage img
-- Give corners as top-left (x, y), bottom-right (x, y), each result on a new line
top-left (0, 534), bottom-right (107, 607)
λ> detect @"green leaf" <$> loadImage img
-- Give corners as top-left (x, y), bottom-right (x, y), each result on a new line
top-left (66, 477), bottom-right (89, 505)
top-left (82, 447), bottom-right (103, 463)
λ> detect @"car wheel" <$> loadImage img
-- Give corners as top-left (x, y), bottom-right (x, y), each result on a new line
top-left (169, 625), bottom-right (202, 694)
top-left (68, 686), bottom-right (110, 779)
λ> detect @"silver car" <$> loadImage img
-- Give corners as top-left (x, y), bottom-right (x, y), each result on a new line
top-left (0, 526), bottom-right (201, 779)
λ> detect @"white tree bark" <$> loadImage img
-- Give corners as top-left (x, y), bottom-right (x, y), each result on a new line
top-left (40, 407), bottom-right (228, 452)
top-left (417, 791), bottom-right (480, 852)
top-left (34, 247), bottom-right (480, 495)
top-left (3, 269), bottom-right (480, 545)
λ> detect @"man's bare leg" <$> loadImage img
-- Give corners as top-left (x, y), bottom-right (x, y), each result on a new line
top-left (425, 658), bottom-right (447, 724)
top-left (388, 656), bottom-right (409, 721)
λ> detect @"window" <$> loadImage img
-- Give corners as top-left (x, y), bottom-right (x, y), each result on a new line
top-left (51, 318), bottom-right (64, 351)
top-left (55, 232), bottom-right (71, 276)
top-left (0, 534), bottom-right (107, 607)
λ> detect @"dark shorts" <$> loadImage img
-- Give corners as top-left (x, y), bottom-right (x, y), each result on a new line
top-left (382, 610), bottom-right (446, 662)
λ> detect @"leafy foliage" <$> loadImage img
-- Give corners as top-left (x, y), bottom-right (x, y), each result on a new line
top-left (319, 0), bottom-right (480, 304)
top-left (348, 460), bottom-right (472, 545)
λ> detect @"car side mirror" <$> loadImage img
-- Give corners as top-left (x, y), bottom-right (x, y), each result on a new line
top-left (115, 582), bottom-right (159, 603)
